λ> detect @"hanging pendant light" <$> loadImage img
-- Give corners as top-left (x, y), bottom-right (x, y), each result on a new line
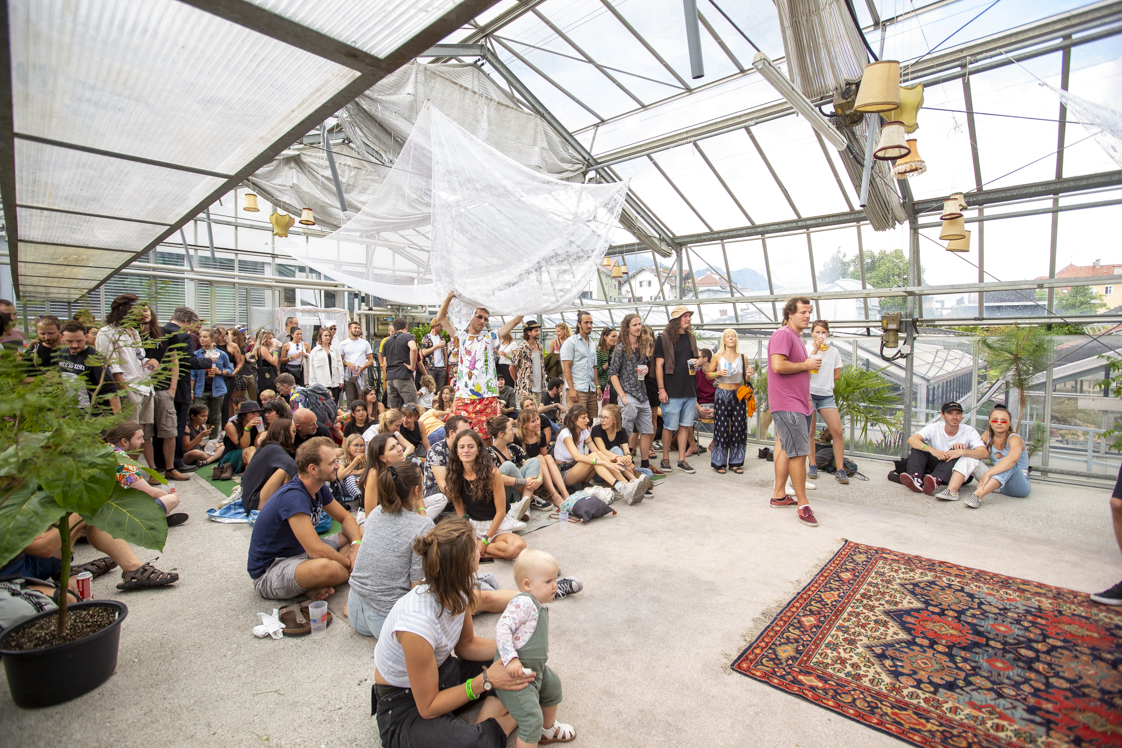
top-left (620, 261), bottom-right (628, 275)
top-left (243, 193), bottom-right (260, 212)
top-left (299, 208), bottom-right (315, 226)
top-left (270, 211), bottom-right (295, 238)
top-left (880, 82), bottom-right (924, 133)
top-left (939, 216), bottom-right (967, 241)
top-left (874, 122), bottom-right (910, 161)
top-left (945, 230), bottom-right (971, 252)
top-left (611, 265), bottom-right (623, 279)
top-left (854, 61), bottom-right (901, 113)
top-left (940, 193), bottom-right (966, 220)
top-left (893, 139), bottom-right (927, 178)
top-left (601, 257), bottom-right (613, 268)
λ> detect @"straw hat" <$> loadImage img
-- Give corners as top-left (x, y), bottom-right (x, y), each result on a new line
top-left (669, 305), bottom-right (692, 320)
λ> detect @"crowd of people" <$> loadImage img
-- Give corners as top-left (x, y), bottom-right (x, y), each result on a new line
top-left (4, 288), bottom-right (1120, 745)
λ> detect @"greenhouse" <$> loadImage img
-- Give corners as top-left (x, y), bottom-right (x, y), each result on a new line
top-left (1, 1), bottom-right (1120, 746)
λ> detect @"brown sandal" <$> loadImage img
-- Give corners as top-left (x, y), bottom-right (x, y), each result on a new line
top-left (116, 563), bottom-right (179, 590)
top-left (67, 556), bottom-right (117, 579)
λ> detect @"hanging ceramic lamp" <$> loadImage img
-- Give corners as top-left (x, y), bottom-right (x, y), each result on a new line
top-left (945, 230), bottom-right (971, 252)
top-left (620, 262), bottom-right (628, 275)
top-left (940, 192), bottom-right (966, 220)
top-left (893, 139), bottom-right (927, 178)
top-left (880, 82), bottom-right (924, 133)
top-left (270, 211), bottom-right (295, 238)
top-left (939, 216), bottom-right (967, 241)
top-left (611, 265), bottom-right (623, 278)
top-left (299, 208), bottom-right (315, 226)
top-left (874, 121), bottom-right (910, 161)
top-left (243, 193), bottom-right (260, 212)
top-left (601, 257), bottom-right (613, 268)
top-left (854, 60), bottom-right (901, 113)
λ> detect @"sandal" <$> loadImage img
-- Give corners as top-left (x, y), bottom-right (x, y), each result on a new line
top-left (730, 466), bottom-right (743, 475)
top-left (67, 556), bottom-right (117, 579)
top-left (713, 467), bottom-right (726, 475)
top-left (278, 603), bottom-right (331, 636)
top-left (116, 563), bottom-right (179, 590)
top-left (541, 721), bottom-right (576, 745)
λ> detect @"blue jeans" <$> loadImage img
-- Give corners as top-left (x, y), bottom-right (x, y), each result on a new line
top-left (347, 588), bottom-right (386, 638)
top-left (996, 467), bottom-right (1032, 497)
top-left (662, 396), bottom-right (697, 431)
top-left (429, 426), bottom-right (446, 444)
top-left (609, 446), bottom-right (652, 477)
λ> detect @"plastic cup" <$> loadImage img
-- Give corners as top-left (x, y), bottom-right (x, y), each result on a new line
top-left (559, 510), bottom-right (569, 529)
top-left (687, 358), bottom-right (698, 375)
top-left (637, 364), bottom-right (647, 380)
top-left (309, 601), bottom-right (328, 639)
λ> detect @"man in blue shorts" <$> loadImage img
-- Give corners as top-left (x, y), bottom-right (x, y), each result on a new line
top-left (655, 306), bottom-right (700, 474)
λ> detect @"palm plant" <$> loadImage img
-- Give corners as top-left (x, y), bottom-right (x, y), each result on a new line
top-left (977, 326), bottom-right (1051, 431)
top-left (832, 364), bottom-right (900, 442)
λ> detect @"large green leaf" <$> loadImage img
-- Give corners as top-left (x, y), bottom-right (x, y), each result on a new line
top-left (85, 484), bottom-right (168, 552)
top-left (0, 482), bottom-right (65, 570)
top-left (43, 444), bottom-right (119, 515)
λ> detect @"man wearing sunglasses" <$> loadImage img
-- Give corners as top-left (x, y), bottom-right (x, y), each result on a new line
top-left (430, 291), bottom-right (523, 440)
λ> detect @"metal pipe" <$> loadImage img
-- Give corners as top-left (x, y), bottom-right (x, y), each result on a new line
top-left (858, 114), bottom-right (878, 207)
top-left (204, 208), bottom-right (215, 260)
top-left (683, 0), bottom-right (705, 79)
top-left (323, 123), bottom-right (348, 214)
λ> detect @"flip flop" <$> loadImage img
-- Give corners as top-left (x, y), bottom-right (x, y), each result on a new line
top-left (278, 603), bottom-right (333, 636)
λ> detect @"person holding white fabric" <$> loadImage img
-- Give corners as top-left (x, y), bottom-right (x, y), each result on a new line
top-left (308, 327), bottom-right (344, 403)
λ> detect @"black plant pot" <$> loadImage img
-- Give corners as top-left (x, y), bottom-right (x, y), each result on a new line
top-left (0, 599), bottom-right (128, 708)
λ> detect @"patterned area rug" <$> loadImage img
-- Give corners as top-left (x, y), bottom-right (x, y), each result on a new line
top-left (732, 541), bottom-right (1122, 747)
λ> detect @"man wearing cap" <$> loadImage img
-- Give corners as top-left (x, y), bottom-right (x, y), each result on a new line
top-left (767, 297), bottom-right (820, 527)
top-left (561, 311), bottom-right (599, 418)
top-left (901, 402), bottom-right (987, 495)
top-left (420, 319), bottom-right (448, 390)
top-left (655, 305), bottom-right (700, 473)
top-left (510, 320), bottom-right (548, 407)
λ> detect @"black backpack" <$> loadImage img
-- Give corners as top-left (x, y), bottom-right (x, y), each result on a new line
top-left (296, 384), bottom-right (337, 430)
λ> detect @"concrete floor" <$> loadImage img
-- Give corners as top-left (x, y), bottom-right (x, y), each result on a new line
top-left (2, 449), bottom-right (1119, 747)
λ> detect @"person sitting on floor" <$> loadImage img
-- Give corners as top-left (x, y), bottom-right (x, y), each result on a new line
top-left (210, 400), bottom-right (262, 481)
top-left (513, 407), bottom-right (568, 509)
top-left (246, 437), bottom-right (363, 601)
top-left (361, 433), bottom-right (413, 518)
top-left (900, 401), bottom-right (988, 496)
top-left (496, 375), bottom-right (518, 416)
top-left (293, 406), bottom-right (333, 450)
top-left (106, 421), bottom-right (188, 527)
top-left (240, 418), bottom-right (297, 513)
top-left (421, 415), bottom-right (471, 520)
top-left (445, 429), bottom-right (528, 561)
top-left (182, 403), bottom-right (222, 467)
top-left (932, 403), bottom-right (1032, 508)
top-left (256, 398), bottom-right (293, 447)
top-left (258, 388), bottom-right (276, 405)
top-left (337, 433), bottom-right (367, 507)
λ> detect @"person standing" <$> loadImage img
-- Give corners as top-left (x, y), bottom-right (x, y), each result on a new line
top-left (496, 332), bottom-right (516, 391)
top-left (308, 327), bottom-right (344, 403)
top-left (337, 320), bottom-right (374, 405)
top-left (805, 320), bottom-right (848, 484)
top-left (253, 329), bottom-right (280, 397)
top-left (560, 311), bottom-right (599, 420)
top-left (164, 306), bottom-right (207, 472)
top-left (384, 318), bottom-right (419, 409)
top-left (767, 297), bottom-right (821, 527)
top-left (280, 327), bottom-right (308, 386)
top-left (1091, 463), bottom-right (1122, 606)
top-left (420, 320), bottom-right (448, 391)
top-left (596, 327), bottom-right (618, 406)
top-left (654, 306), bottom-right (700, 474)
top-left (705, 329), bottom-right (753, 475)
top-left (430, 291), bottom-right (522, 440)
top-left (609, 313), bottom-right (658, 477)
top-left (191, 328), bottom-right (234, 432)
top-left (509, 320), bottom-right (547, 408)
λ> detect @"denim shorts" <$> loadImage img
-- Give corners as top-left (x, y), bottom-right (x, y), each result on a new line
top-left (812, 394), bottom-right (837, 411)
top-left (662, 397), bottom-right (697, 431)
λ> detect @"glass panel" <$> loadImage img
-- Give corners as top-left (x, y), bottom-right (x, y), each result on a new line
top-left (1063, 34), bottom-right (1122, 178)
top-left (17, 242), bottom-right (123, 270)
top-left (488, 55), bottom-right (600, 132)
top-left (749, 117), bottom-right (851, 218)
top-left (612, 159), bottom-right (709, 235)
top-left (1055, 203), bottom-right (1122, 315)
top-left (1050, 335), bottom-right (1122, 478)
top-left (696, 0), bottom-right (785, 60)
top-left (17, 207), bottom-right (166, 250)
top-left (900, 80), bottom-right (975, 202)
top-left (810, 226), bottom-right (870, 320)
top-left (694, 129), bottom-right (797, 224)
top-left (648, 144), bottom-right (753, 230)
top-left (610, 0), bottom-right (743, 86)
top-left (979, 208), bottom-right (1052, 284)
top-left (762, 232), bottom-right (814, 292)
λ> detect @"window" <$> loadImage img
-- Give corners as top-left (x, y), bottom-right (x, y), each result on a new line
top-left (1106, 286), bottom-right (1114, 295)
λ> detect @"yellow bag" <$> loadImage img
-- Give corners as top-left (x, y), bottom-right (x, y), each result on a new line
top-left (735, 355), bottom-right (756, 416)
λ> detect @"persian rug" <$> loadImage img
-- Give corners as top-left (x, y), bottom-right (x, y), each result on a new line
top-left (731, 541), bottom-right (1122, 747)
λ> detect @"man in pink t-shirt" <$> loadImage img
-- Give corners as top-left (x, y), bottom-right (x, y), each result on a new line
top-left (767, 297), bottom-right (821, 527)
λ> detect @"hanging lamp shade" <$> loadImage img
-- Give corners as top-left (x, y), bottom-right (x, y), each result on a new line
top-left (874, 121), bottom-right (910, 161)
top-left (880, 82), bottom-right (924, 132)
top-left (893, 139), bottom-right (927, 178)
top-left (269, 211), bottom-right (295, 238)
top-left (939, 216), bottom-right (967, 241)
top-left (620, 262), bottom-right (628, 275)
top-left (243, 193), bottom-right (260, 212)
top-left (854, 61), bottom-right (901, 113)
top-left (940, 193), bottom-right (966, 220)
top-left (611, 265), bottom-right (623, 278)
top-left (601, 257), bottom-right (613, 268)
top-left (945, 229), bottom-right (971, 252)
top-left (299, 208), bottom-right (315, 226)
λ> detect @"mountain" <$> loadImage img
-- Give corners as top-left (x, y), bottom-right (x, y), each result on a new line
top-left (620, 254), bottom-right (775, 292)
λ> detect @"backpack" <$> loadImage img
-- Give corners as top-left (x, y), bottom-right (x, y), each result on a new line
top-left (296, 384), bottom-right (337, 430)
top-left (815, 450), bottom-right (859, 477)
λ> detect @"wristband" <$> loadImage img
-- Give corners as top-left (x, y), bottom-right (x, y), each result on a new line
top-left (352, 540), bottom-right (361, 547)
top-left (244, 425), bottom-right (253, 431)
top-left (465, 679), bottom-right (478, 701)
top-left (919, 444), bottom-right (926, 451)
top-left (481, 536), bottom-right (491, 546)
top-left (591, 457), bottom-right (597, 465)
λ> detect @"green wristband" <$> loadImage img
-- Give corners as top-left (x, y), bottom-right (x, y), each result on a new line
top-left (465, 679), bottom-right (477, 701)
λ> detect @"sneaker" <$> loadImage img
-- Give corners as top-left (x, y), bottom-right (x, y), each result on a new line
top-left (899, 472), bottom-right (923, 493)
top-left (507, 519), bottom-right (528, 533)
top-left (697, 444), bottom-right (707, 454)
top-left (643, 490), bottom-right (654, 499)
top-left (835, 472), bottom-right (849, 485)
top-left (770, 495), bottom-right (798, 507)
top-left (653, 440), bottom-right (662, 450)
top-left (659, 459), bottom-right (673, 472)
top-left (1090, 580), bottom-right (1122, 606)
top-left (166, 513), bottom-right (189, 527)
top-left (934, 487), bottom-right (959, 501)
top-left (530, 497), bottom-right (553, 511)
top-left (554, 577), bottom-right (583, 600)
top-left (508, 495), bottom-right (532, 522)
top-left (922, 475), bottom-right (941, 496)
top-left (787, 479), bottom-right (815, 492)
top-left (677, 460), bottom-right (696, 474)
top-left (965, 493), bottom-right (981, 508)
top-left (808, 464), bottom-right (818, 479)
top-left (635, 473), bottom-right (653, 497)
top-left (623, 479), bottom-right (644, 506)
top-left (798, 505), bottom-right (818, 527)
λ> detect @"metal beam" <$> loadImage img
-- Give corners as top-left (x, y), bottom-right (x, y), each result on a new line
top-left (609, 170), bottom-right (1122, 250)
top-left (13, 133), bottom-right (233, 178)
top-left (17, 204), bottom-right (171, 227)
top-left (0, 2), bottom-right (20, 295)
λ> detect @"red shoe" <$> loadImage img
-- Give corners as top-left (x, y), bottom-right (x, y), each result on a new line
top-left (770, 495), bottom-right (798, 508)
top-left (922, 475), bottom-right (941, 496)
top-left (648, 463), bottom-right (665, 476)
top-left (798, 505), bottom-right (818, 527)
top-left (899, 473), bottom-right (923, 493)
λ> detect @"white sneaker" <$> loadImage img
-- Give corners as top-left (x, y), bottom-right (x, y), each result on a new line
top-left (635, 474), bottom-right (653, 497)
top-left (508, 495), bottom-right (532, 522)
top-left (613, 480), bottom-right (630, 503)
top-left (507, 519), bottom-right (528, 532)
top-left (787, 479), bottom-right (816, 492)
top-left (624, 478), bottom-right (644, 506)
top-left (934, 488), bottom-right (959, 501)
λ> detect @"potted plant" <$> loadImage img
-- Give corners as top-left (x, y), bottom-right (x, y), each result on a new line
top-left (832, 364), bottom-right (901, 443)
top-left (0, 344), bottom-right (168, 708)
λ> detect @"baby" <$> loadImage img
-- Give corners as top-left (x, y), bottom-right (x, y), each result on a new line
top-left (495, 549), bottom-right (576, 747)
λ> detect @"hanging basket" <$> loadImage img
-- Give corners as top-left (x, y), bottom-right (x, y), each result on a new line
top-left (874, 121), bottom-right (910, 161)
top-left (854, 61), bottom-right (901, 113)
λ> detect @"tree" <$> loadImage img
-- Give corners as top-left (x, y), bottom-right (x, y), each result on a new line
top-left (818, 248), bottom-right (916, 314)
top-left (1054, 285), bottom-right (1106, 315)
